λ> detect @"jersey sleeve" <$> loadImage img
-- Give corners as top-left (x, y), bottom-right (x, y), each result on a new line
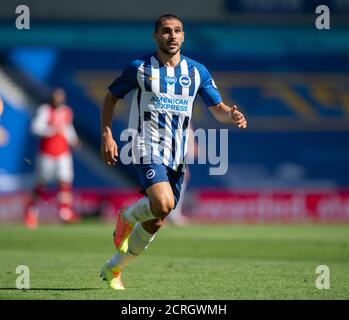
top-left (108, 60), bottom-right (141, 99)
top-left (196, 64), bottom-right (222, 107)
top-left (31, 104), bottom-right (56, 137)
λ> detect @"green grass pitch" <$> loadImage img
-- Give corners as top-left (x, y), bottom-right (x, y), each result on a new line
top-left (0, 221), bottom-right (348, 300)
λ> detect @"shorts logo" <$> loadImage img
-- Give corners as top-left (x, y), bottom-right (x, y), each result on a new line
top-left (179, 75), bottom-right (191, 88)
top-left (146, 169), bottom-right (156, 179)
top-left (165, 76), bottom-right (177, 85)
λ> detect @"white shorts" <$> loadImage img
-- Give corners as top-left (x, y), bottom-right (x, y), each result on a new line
top-left (36, 152), bottom-right (74, 184)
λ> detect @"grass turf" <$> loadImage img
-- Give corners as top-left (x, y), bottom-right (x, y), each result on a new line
top-left (0, 221), bottom-right (348, 300)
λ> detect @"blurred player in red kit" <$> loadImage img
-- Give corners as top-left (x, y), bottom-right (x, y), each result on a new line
top-left (25, 88), bottom-right (80, 228)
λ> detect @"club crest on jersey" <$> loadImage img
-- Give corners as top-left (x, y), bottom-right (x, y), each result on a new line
top-left (165, 76), bottom-right (177, 85)
top-left (146, 169), bottom-right (156, 179)
top-left (179, 75), bottom-right (191, 88)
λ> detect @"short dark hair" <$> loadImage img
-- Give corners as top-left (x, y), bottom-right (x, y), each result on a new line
top-left (154, 14), bottom-right (183, 32)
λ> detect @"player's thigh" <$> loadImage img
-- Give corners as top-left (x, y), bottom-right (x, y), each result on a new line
top-left (135, 163), bottom-right (175, 214)
top-left (167, 166), bottom-right (186, 209)
top-left (36, 154), bottom-right (54, 184)
top-left (56, 153), bottom-right (73, 184)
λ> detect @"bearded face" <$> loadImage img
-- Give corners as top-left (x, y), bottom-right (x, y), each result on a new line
top-left (153, 18), bottom-right (184, 56)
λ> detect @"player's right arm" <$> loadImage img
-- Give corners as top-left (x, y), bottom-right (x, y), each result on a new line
top-left (31, 104), bottom-right (56, 137)
top-left (100, 92), bottom-right (119, 166)
top-left (100, 59), bottom-right (141, 166)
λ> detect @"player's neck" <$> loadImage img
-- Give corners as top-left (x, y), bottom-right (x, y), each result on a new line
top-left (156, 51), bottom-right (181, 67)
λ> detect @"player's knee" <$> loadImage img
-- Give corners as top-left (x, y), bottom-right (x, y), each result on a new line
top-left (152, 196), bottom-right (174, 218)
top-left (142, 218), bottom-right (165, 234)
top-left (150, 218), bottom-right (166, 230)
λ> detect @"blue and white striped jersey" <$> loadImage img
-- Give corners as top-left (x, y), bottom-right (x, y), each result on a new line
top-left (109, 52), bottom-right (222, 171)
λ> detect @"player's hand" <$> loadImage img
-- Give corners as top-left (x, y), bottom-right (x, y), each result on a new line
top-left (101, 126), bottom-right (118, 165)
top-left (231, 105), bottom-right (247, 129)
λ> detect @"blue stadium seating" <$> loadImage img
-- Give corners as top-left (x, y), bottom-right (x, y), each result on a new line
top-left (3, 24), bottom-right (349, 190)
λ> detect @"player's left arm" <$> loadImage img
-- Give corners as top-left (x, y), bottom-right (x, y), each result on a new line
top-left (64, 124), bottom-right (80, 148)
top-left (208, 102), bottom-right (247, 129)
top-left (63, 107), bottom-right (80, 148)
top-left (196, 63), bottom-right (247, 129)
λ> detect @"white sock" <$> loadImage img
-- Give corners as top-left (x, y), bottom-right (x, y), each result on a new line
top-left (123, 197), bottom-right (157, 225)
top-left (128, 222), bottom-right (155, 255)
top-left (107, 252), bottom-right (135, 270)
top-left (108, 223), bottom-right (155, 270)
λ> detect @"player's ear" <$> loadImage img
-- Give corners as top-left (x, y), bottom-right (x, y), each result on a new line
top-left (152, 32), bottom-right (157, 42)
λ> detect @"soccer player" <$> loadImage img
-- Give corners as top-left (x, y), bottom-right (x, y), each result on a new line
top-left (100, 14), bottom-right (247, 290)
top-left (25, 88), bottom-right (80, 229)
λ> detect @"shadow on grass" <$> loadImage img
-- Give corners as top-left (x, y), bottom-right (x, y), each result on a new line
top-left (0, 288), bottom-right (104, 291)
